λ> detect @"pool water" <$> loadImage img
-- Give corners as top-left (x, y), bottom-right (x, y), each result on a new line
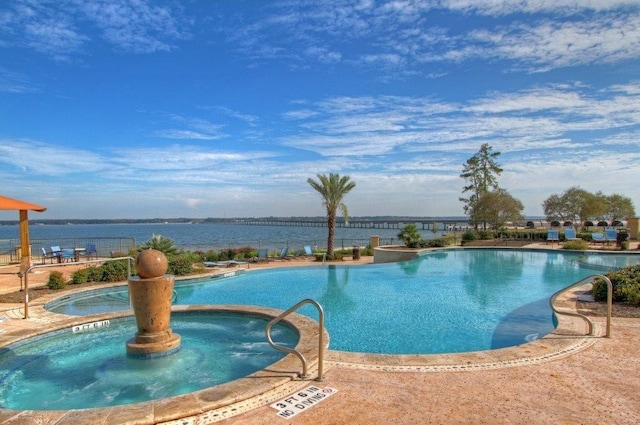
top-left (47, 249), bottom-right (640, 355)
top-left (0, 313), bottom-right (297, 410)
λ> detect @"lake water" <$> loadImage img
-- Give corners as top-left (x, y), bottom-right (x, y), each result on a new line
top-left (0, 222), bottom-right (443, 251)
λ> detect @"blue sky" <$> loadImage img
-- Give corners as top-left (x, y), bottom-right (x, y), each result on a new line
top-left (1, 0), bottom-right (639, 220)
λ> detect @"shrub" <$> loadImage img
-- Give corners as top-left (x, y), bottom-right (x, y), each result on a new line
top-left (47, 271), bottom-right (66, 289)
top-left (204, 250), bottom-right (220, 262)
top-left (219, 248), bottom-right (239, 261)
top-left (168, 254), bottom-right (195, 276)
top-left (461, 231), bottom-right (478, 241)
top-left (398, 224), bottom-right (421, 248)
top-left (86, 266), bottom-right (103, 282)
top-left (71, 268), bottom-right (89, 284)
top-left (361, 246), bottom-right (373, 256)
top-left (477, 230), bottom-right (494, 240)
top-left (561, 240), bottom-right (589, 250)
top-left (100, 260), bottom-right (129, 282)
top-left (593, 265), bottom-right (640, 305)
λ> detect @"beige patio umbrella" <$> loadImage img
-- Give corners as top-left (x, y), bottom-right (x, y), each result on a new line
top-left (0, 194), bottom-right (47, 273)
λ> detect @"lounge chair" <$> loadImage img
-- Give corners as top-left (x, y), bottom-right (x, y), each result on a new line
top-left (563, 228), bottom-right (580, 241)
top-left (604, 228), bottom-right (617, 243)
top-left (591, 232), bottom-right (606, 243)
top-left (274, 247), bottom-right (291, 261)
top-left (222, 259), bottom-right (248, 266)
top-left (203, 261), bottom-right (225, 267)
top-left (253, 248), bottom-right (268, 262)
top-left (546, 229), bottom-right (559, 245)
top-left (304, 245), bottom-right (313, 256)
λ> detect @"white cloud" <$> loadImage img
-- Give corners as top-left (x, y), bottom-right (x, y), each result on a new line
top-left (0, 139), bottom-right (111, 175)
top-left (1, 0), bottom-right (190, 58)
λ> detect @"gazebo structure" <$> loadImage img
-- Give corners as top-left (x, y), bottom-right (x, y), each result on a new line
top-left (0, 194), bottom-right (47, 273)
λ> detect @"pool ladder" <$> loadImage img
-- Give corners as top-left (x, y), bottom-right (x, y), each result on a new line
top-left (549, 274), bottom-right (613, 337)
top-left (265, 298), bottom-right (325, 381)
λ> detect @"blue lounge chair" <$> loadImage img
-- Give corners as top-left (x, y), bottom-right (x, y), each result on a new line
top-left (604, 228), bottom-right (617, 243)
top-left (591, 232), bottom-right (605, 243)
top-left (222, 259), bottom-right (248, 266)
top-left (546, 229), bottom-right (559, 245)
top-left (203, 261), bottom-right (225, 267)
top-left (274, 247), bottom-right (291, 260)
top-left (564, 228), bottom-right (579, 241)
top-left (253, 248), bottom-right (268, 262)
top-left (304, 245), bottom-right (313, 256)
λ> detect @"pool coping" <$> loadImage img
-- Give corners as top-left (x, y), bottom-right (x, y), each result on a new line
top-left (0, 265), bottom-right (606, 424)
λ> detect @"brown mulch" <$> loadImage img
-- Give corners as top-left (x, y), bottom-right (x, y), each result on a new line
top-left (577, 301), bottom-right (640, 318)
top-left (0, 281), bottom-right (114, 304)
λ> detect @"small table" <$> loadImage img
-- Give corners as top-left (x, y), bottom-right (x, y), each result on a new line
top-left (73, 248), bottom-right (85, 262)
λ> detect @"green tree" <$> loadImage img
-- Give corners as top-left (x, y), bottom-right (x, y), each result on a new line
top-left (475, 189), bottom-right (524, 230)
top-left (543, 187), bottom-right (609, 228)
top-left (139, 234), bottom-right (179, 256)
top-left (542, 193), bottom-right (567, 224)
top-left (307, 173), bottom-right (356, 258)
top-left (459, 143), bottom-right (503, 229)
top-left (605, 194), bottom-right (636, 223)
top-left (398, 224), bottom-right (422, 248)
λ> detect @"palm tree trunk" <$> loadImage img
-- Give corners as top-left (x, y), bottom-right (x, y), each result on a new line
top-left (327, 214), bottom-right (335, 257)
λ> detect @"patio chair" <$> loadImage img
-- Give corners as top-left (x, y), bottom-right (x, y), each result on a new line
top-left (604, 228), bottom-right (617, 243)
top-left (546, 229), bottom-right (559, 245)
top-left (591, 232), bottom-right (606, 243)
top-left (50, 246), bottom-right (62, 262)
top-left (41, 247), bottom-right (57, 264)
top-left (61, 248), bottom-right (75, 262)
top-left (304, 245), bottom-right (314, 256)
top-left (563, 228), bottom-right (580, 241)
top-left (83, 243), bottom-right (98, 260)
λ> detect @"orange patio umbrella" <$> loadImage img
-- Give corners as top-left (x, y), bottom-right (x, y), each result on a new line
top-left (0, 194), bottom-right (47, 273)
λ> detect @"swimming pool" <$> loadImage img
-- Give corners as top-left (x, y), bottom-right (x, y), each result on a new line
top-left (47, 249), bottom-right (640, 355)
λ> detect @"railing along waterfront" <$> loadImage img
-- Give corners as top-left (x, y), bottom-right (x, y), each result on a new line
top-left (0, 237), bottom-right (135, 266)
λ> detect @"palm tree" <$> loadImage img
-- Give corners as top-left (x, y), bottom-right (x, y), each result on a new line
top-left (139, 234), bottom-right (179, 256)
top-left (307, 173), bottom-right (356, 258)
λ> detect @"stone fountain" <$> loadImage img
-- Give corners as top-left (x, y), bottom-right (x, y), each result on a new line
top-left (126, 249), bottom-right (181, 357)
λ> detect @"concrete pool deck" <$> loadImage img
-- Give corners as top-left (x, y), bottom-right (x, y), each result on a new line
top-left (0, 245), bottom-right (639, 424)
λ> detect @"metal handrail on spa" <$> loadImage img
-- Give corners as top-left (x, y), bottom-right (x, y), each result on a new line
top-left (265, 298), bottom-right (325, 381)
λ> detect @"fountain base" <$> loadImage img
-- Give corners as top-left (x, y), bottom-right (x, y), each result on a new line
top-left (126, 332), bottom-right (181, 358)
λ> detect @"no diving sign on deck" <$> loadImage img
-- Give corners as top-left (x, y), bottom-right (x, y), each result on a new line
top-left (271, 386), bottom-right (338, 419)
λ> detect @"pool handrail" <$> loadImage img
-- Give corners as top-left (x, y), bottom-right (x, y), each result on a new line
top-left (265, 298), bottom-right (325, 381)
top-left (21, 256), bottom-right (135, 319)
top-left (549, 274), bottom-right (612, 337)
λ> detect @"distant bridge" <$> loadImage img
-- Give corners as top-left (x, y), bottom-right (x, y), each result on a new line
top-left (225, 218), bottom-right (473, 231)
